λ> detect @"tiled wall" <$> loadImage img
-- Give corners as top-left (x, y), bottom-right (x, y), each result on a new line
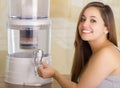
top-left (0, 0), bottom-right (120, 74)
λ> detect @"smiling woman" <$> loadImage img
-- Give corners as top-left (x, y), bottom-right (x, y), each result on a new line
top-left (78, 7), bottom-right (110, 42)
top-left (37, 2), bottom-right (120, 88)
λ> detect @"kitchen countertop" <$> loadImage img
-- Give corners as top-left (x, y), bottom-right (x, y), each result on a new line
top-left (0, 51), bottom-right (70, 88)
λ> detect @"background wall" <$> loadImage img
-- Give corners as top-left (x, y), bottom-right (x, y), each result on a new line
top-left (0, 0), bottom-right (120, 75)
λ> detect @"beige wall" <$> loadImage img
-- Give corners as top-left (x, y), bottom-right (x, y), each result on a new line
top-left (0, 0), bottom-right (120, 75)
top-left (0, 0), bottom-right (8, 51)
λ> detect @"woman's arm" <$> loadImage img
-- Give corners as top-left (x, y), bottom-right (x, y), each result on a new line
top-left (37, 62), bottom-right (78, 88)
top-left (37, 48), bottom-right (118, 88)
top-left (77, 47), bottom-right (119, 88)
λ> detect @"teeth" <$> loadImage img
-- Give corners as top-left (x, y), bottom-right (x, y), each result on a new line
top-left (82, 30), bottom-right (91, 33)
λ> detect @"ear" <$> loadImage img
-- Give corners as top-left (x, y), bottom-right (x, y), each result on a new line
top-left (104, 27), bottom-right (109, 34)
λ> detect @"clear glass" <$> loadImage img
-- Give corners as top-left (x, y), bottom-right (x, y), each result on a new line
top-left (33, 49), bottom-right (43, 76)
top-left (9, 0), bottom-right (49, 19)
top-left (8, 23), bottom-right (51, 58)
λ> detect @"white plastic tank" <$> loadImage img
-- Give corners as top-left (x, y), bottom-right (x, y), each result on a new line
top-left (5, 0), bottom-right (52, 86)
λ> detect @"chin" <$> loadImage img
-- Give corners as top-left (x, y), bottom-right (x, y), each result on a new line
top-left (81, 37), bottom-right (90, 41)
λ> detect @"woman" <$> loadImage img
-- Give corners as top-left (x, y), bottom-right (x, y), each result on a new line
top-left (37, 2), bottom-right (120, 88)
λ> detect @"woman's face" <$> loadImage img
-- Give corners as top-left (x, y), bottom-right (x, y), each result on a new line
top-left (79, 7), bottom-right (108, 42)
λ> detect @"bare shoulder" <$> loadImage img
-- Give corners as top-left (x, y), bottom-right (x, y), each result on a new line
top-left (88, 45), bottom-right (119, 67)
top-left (79, 45), bottom-right (120, 87)
top-left (78, 46), bottom-right (120, 87)
top-left (93, 45), bottom-right (120, 60)
top-left (90, 45), bottom-right (120, 75)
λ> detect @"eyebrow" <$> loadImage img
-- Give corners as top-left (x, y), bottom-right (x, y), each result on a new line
top-left (90, 16), bottom-right (96, 18)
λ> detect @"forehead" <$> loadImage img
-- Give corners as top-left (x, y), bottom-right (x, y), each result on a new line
top-left (83, 6), bottom-right (102, 18)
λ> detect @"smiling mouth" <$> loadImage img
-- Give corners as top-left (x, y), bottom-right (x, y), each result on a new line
top-left (82, 30), bottom-right (92, 33)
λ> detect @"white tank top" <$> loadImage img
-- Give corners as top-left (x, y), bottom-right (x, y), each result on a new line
top-left (98, 75), bottom-right (120, 88)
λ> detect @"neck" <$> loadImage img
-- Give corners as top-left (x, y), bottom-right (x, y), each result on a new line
top-left (88, 38), bottom-right (112, 53)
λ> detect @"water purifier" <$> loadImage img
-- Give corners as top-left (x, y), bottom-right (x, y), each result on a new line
top-left (5, 0), bottom-right (52, 86)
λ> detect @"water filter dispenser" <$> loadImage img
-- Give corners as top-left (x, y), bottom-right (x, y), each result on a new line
top-left (5, 0), bottom-right (52, 86)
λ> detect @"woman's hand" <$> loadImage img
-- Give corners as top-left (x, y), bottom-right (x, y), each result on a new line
top-left (37, 61), bottom-right (55, 78)
top-left (38, 62), bottom-right (77, 88)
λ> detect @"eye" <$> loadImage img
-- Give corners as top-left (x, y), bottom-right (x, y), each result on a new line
top-left (90, 19), bottom-right (96, 23)
top-left (80, 17), bottom-right (86, 22)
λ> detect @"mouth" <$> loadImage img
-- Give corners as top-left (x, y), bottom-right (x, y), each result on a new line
top-left (82, 29), bottom-right (92, 33)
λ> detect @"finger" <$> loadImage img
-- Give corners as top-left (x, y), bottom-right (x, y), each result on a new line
top-left (37, 66), bottom-right (44, 77)
top-left (41, 61), bottom-right (49, 68)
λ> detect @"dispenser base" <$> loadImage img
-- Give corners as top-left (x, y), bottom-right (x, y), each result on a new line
top-left (5, 56), bottom-right (52, 86)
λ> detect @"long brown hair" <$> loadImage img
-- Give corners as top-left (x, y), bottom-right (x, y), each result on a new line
top-left (71, 2), bottom-right (118, 83)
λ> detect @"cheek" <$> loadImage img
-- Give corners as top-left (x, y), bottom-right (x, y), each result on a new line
top-left (78, 23), bottom-right (83, 30)
top-left (92, 26), bottom-right (107, 36)
top-left (92, 24), bottom-right (104, 32)
top-left (78, 24), bottom-right (82, 30)
top-left (78, 25), bottom-right (82, 35)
